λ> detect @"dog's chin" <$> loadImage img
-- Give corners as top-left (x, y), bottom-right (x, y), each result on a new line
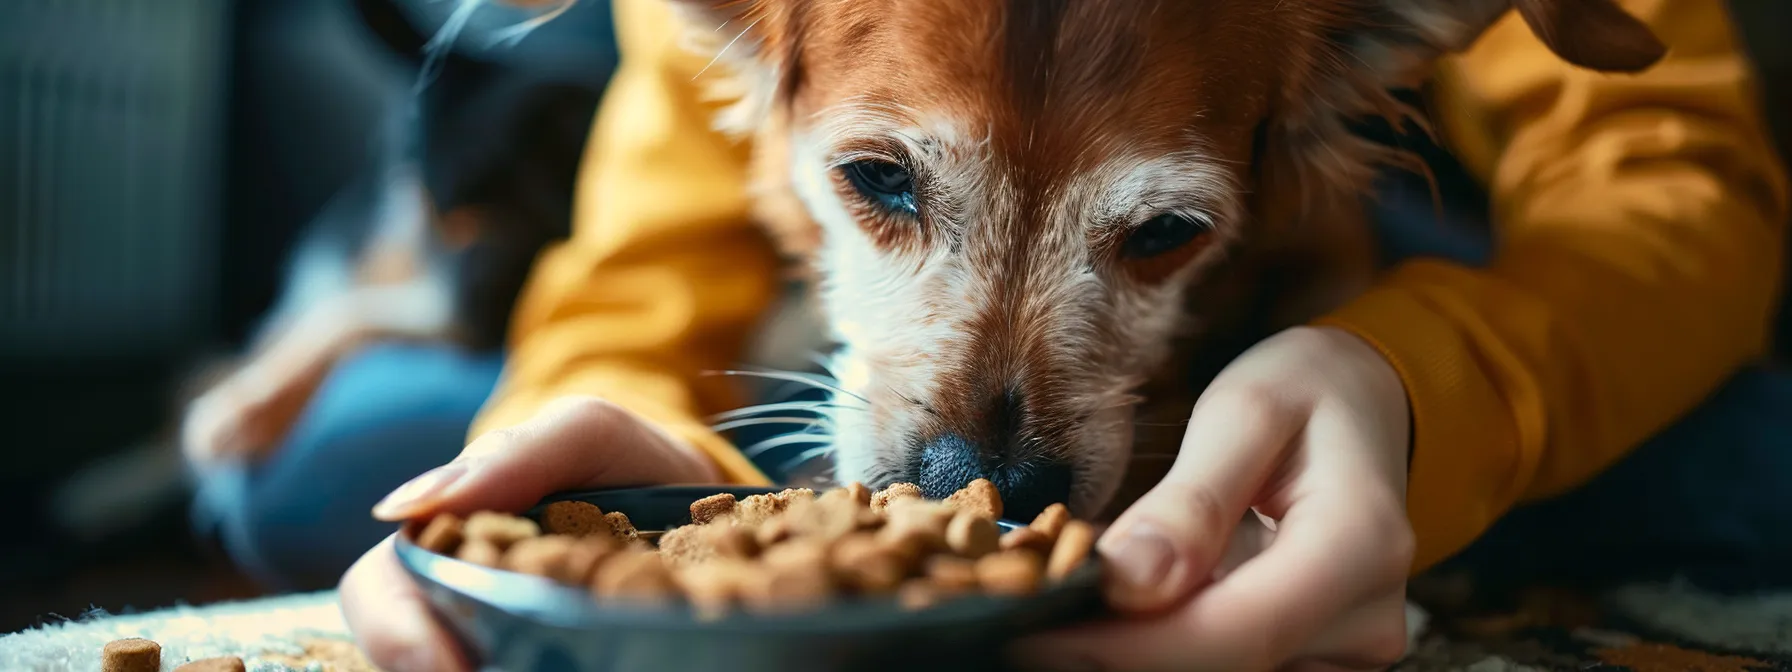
top-left (1067, 406), bottom-right (1138, 520)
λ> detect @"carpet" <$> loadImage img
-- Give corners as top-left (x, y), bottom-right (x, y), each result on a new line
top-left (2, 582), bottom-right (1788, 671)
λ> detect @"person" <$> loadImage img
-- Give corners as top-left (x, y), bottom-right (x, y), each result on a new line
top-left (183, 0), bottom-right (616, 591)
top-left (339, 0), bottom-right (1791, 670)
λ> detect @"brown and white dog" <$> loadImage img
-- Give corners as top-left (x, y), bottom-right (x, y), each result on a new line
top-left (672, 0), bottom-right (1664, 522)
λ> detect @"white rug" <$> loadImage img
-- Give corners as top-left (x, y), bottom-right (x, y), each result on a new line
top-left (2, 581), bottom-right (1788, 671)
top-left (0, 592), bottom-right (360, 672)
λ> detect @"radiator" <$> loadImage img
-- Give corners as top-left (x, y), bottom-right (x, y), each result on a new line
top-left (0, 0), bottom-right (231, 360)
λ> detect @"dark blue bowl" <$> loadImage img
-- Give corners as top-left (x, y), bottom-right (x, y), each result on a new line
top-left (396, 485), bottom-right (1107, 672)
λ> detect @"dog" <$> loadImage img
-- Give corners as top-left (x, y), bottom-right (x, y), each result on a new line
top-left (180, 0), bottom-right (602, 465)
top-left (662, 0), bottom-right (1665, 522)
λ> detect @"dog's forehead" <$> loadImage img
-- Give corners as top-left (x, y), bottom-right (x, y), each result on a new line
top-left (791, 0), bottom-right (1297, 169)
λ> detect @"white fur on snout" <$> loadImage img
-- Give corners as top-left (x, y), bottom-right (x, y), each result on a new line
top-left (787, 113), bottom-right (1238, 515)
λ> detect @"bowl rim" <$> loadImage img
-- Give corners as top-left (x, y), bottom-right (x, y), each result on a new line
top-left (396, 484), bottom-right (1105, 635)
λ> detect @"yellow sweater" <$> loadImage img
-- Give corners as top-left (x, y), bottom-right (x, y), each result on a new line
top-left (473, 0), bottom-right (1790, 573)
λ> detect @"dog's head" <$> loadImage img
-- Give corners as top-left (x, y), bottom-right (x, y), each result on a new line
top-left (674, 0), bottom-right (1663, 519)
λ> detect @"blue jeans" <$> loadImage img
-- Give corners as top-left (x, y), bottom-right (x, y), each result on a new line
top-left (186, 342), bottom-right (807, 591)
top-left (1372, 180), bottom-right (1792, 591)
top-left (190, 344), bottom-right (504, 591)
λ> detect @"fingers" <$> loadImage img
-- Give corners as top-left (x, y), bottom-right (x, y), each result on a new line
top-left (1098, 387), bottom-right (1304, 612)
top-left (370, 396), bottom-right (719, 522)
top-left (339, 536), bottom-right (473, 672)
top-left (1023, 486), bottom-right (1411, 671)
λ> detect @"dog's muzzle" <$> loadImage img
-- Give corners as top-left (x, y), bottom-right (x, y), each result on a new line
top-left (916, 433), bottom-right (1072, 522)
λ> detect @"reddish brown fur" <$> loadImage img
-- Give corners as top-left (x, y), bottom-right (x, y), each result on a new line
top-left (672, 0), bottom-right (1663, 515)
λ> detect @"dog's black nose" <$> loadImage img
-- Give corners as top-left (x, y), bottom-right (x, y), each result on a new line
top-left (917, 433), bottom-right (1072, 522)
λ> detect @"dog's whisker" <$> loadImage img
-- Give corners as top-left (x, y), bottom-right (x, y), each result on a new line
top-left (711, 416), bottom-right (834, 433)
top-left (805, 350), bottom-right (839, 375)
top-left (708, 400), bottom-right (863, 423)
top-left (742, 432), bottom-right (835, 458)
top-left (778, 445), bottom-right (837, 475)
top-left (693, 15), bottom-right (762, 81)
top-left (705, 369), bottom-right (870, 404)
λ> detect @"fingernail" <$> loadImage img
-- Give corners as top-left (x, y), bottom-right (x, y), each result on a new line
top-left (373, 464), bottom-right (468, 520)
top-left (1098, 521), bottom-right (1181, 609)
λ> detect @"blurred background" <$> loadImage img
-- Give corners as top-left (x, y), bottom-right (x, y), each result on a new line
top-left (0, 0), bottom-right (1787, 636)
top-left (0, 0), bottom-right (619, 631)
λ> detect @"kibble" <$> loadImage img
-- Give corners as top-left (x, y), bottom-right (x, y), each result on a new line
top-left (897, 579), bottom-right (944, 611)
top-left (976, 550), bottom-right (1044, 596)
top-left (925, 556), bottom-right (981, 592)
top-left (844, 482), bottom-right (873, 506)
top-left (102, 638), bottom-right (160, 672)
top-left (594, 550), bottom-right (678, 604)
top-left (464, 511), bottom-right (540, 548)
top-left (784, 498), bottom-right (866, 541)
top-left (414, 513), bottom-right (465, 554)
top-left (504, 535), bottom-right (620, 584)
top-left (877, 500), bottom-right (952, 557)
top-left (999, 527), bottom-right (1055, 554)
top-left (1047, 520), bottom-right (1096, 581)
top-left (870, 482), bottom-right (922, 512)
top-left (754, 517), bottom-right (793, 546)
top-left (743, 561), bottom-right (835, 614)
top-left (760, 537), bottom-right (830, 571)
top-left (457, 538), bottom-right (505, 567)
top-left (604, 512), bottom-right (639, 541)
top-left (678, 560), bottom-right (751, 620)
top-left (944, 478), bottom-right (1003, 520)
top-left (408, 476), bottom-right (1097, 618)
top-left (735, 493), bottom-right (786, 526)
top-left (829, 534), bottom-right (908, 593)
top-left (945, 512), bottom-right (999, 558)
top-left (1030, 503), bottom-right (1071, 539)
top-left (540, 500), bottom-right (607, 537)
top-left (689, 493), bottom-right (738, 525)
top-left (706, 524), bottom-right (760, 559)
top-left (777, 488), bottom-right (817, 507)
top-left (503, 535), bottom-right (577, 576)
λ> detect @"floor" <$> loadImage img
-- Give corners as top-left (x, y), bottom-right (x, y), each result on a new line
top-left (0, 474), bottom-right (266, 635)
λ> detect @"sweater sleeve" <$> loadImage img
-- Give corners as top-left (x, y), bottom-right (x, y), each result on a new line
top-left (1314, 0), bottom-right (1790, 572)
top-left (468, 0), bottom-right (780, 485)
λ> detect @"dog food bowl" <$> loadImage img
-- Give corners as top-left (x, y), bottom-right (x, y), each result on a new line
top-left (395, 485), bottom-right (1107, 672)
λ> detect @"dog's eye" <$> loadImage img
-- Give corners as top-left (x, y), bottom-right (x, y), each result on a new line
top-left (1121, 214), bottom-right (1206, 259)
top-left (842, 160), bottom-right (917, 215)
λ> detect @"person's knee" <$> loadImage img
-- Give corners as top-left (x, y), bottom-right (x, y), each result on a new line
top-left (203, 343), bottom-right (503, 589)
top-left (293, 343), bottom-right (504, 444)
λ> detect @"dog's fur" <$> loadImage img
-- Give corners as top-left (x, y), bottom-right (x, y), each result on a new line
top-left (667, 0), bottom-right (1665, 520)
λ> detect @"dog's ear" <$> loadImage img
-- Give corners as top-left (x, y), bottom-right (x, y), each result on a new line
top-left (1508, 0), bottom-right (1665, 72)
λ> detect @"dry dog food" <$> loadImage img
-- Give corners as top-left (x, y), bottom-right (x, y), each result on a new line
top-left (540, 500), bottom-right (607, 536)
top-left (101, 638), bottom-right (160, 672)
top-left (408, 479), bottom-right (1095, 619)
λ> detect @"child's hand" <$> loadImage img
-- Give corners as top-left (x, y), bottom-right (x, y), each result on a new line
top-left (1020, 326), bottom-right (1415, 671)
top-left (337, 397), bottom-right (720, 672)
